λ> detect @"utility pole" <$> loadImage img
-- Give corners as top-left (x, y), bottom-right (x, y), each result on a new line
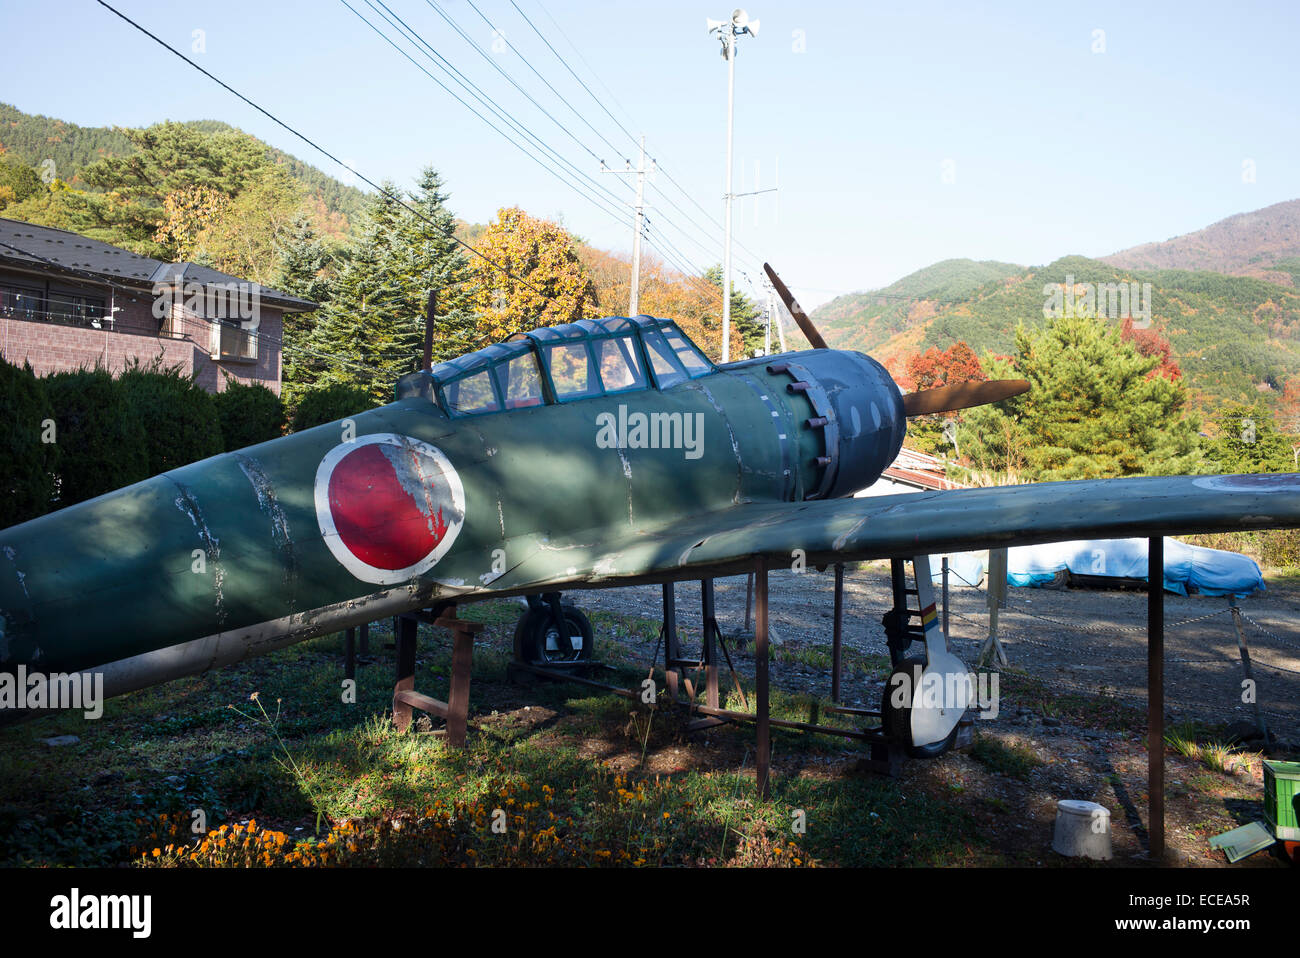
top-left (423, 288), bottom-right (436, 371)
top-left (602, 136), bottom-right (653, 316)
top-left (707, 9), bottom-right (759, 363)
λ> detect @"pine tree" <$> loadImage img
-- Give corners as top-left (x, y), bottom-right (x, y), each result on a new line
top-left (704, 265), bottom-right (764, 358)
top-left (959, 314), bottom-right (1205, 480)
top-left (300, 170), bottom-right (472, 404)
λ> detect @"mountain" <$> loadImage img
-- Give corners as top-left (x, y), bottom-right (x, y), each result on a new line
top-left (815, 246), bottom-right (1300, 415)
top-left (0, 103), bottom-right (368, 228)
top-left (1102, 198), bottom-right (1300, 286)
top-left (815, 258), bottom-right (1025, 355)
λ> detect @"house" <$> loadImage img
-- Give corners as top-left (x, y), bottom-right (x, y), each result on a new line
top-left (854, 445), bottom-right (966, 496)
top-left (0, 217), bottom-right (317, 395)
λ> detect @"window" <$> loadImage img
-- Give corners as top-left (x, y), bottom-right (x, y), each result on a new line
top-left (661, 326), bottom-right (712, 378)
top-left (444, 370), bottom-right (500, 416)
top-left (641, 329), bottom-right (688, 388)
top-left (494, 351), bottom-right (545, 409)
top-left (47, 292), bottom-right (105, 327)
top-left (593, 334), bottom-right (646, 394)
top-left (0, 283), bottom-right (43, 321)
top-left (544, 342), bottom-right (599, 401)
top-left (216, 320), bottom-right (258, 361)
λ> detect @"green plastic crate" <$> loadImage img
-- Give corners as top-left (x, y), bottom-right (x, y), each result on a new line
top-left (1263, 760), bottom-right (1300, 841)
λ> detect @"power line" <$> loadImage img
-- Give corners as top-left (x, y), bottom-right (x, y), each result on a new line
top-left (499, 2), bottom-right (769, 296)
top-left (461, 0), bottom-right (629, 163)
top-left (95, 0), bottom-right (553, 305)
top-left (418, 0), bottom-right (630, 184)
top-left (344, 0), bottom-right (632, 229)
top-left (510, 0), bottom-right (641, 154)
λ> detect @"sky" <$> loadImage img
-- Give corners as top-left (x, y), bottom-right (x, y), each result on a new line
top-left (2, 0), bottom-right (1298, 310)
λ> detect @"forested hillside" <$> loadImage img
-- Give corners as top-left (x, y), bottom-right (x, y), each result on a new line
top-left (816, 251), bottom-right (1300, 416)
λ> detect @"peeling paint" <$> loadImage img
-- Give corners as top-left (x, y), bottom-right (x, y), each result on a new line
top-left (833, 515), bottom-right (871, 551)
top-left (235, 454), bottom-right (297, 602)
top-left (375, 437), bottom-right (466, 549)
top-left (172, 480), bottom-right (226, 627)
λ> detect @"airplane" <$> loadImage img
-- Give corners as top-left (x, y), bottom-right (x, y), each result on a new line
top-left (2, 264), bottom-right (1299, 773)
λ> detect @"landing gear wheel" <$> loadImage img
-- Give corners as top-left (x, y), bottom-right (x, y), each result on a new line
top-left (880, 656), bottom-right (960, 759)
top-left (513, 605), bottom-right (594, 665)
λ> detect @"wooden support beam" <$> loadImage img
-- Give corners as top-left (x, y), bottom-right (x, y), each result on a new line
top-left (446, 627), bottom-right (475, 747)
top-left (393, 615), bottom-right (419, 733)
top-left (392, 610), bottom-right (480, 745)
top-left (1147, 535), bottom-right (1165, 861)
top-left (756, 556), bottom-right (770, 799)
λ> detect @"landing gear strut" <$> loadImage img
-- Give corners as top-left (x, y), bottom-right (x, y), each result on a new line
top-left (877, 556), bottom-right (973, 758)
top-left (513, 592), bottom-right (595, 665)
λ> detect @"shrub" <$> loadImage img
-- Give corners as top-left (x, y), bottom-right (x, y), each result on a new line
top-left (0, 357), bottom-right (58, 527)
top-left (44, 367), bottom-right (149, 506)
top-left (119, 359), bottom-right (224, 476)
top-left (291, 383), bottom-right (378, 432)
top-left (214, 380), bottom-right (286, 452)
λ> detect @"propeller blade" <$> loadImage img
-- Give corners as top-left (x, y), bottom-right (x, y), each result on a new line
top-left (763, 262), bottom-right (828, 350)
top-left (901, 379), bottom-right (1030, 417)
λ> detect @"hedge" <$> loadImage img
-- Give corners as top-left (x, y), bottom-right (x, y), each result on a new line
top-left (0, 357), bottom-right (58, 528)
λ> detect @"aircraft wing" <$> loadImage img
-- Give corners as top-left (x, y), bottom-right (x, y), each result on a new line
top-left (488, 473), bottom-right (1300, 592)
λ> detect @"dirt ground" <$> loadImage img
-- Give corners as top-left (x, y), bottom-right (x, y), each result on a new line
top-left (563, 565), bottom-right (1300, 866)
top-left (572, 565), bottom-right (1300, 744)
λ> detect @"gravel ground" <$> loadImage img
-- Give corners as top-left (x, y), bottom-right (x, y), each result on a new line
top-left (569, 564), bottom-right (1300, 744)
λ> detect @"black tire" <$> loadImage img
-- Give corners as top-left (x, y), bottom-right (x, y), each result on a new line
top-left (513, 605), bottom-right (594, 665)
top-left (880, 656), bottom-right (960, 759)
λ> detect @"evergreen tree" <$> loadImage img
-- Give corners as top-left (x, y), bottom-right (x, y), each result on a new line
top-left (1200, 402), bottom-right (1295, 473)
top-left (301, 169), bottom-right (472, 404)
top-left (959, 314), bottom-right (1205, 480)
top-left (704, 265), bottom-right (764, 358)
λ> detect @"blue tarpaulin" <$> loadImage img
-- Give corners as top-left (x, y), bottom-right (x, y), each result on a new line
top-left (931, 537), bottom-right (1264, 597)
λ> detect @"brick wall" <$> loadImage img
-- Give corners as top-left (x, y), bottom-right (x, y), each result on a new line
top-left (1, 314), bottom-right (198, 379)
top-left (1, 300), bottom-right (285, 396)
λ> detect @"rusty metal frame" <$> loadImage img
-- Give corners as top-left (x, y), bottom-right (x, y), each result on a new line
top-left (1147, 536), bottom-right (1164, 860)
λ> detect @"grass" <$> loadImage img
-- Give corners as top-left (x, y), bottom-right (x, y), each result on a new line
top-left (1164, 721), bottom-right (1257, 776)
top-left (0, 599), bottom-right (997, 868)
top-left (969, 733), bottom-right (1044, 781)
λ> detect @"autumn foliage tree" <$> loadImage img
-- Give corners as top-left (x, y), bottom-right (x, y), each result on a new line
top-left (470, 207), bottom-right (596, 342)
top-left (1120, 318), bottom-right (1182, 381)
top-left (576, 245), bottom-right (747, 361)
top-left (902, 341), bottom-right (985, 456)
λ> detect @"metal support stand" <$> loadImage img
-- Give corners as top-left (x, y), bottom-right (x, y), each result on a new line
top-left (1147, 536), bottom-right (1165, 861)
top-left (831, 563), bottom-right (844, 704)
top-left (344, 627), bottom-right (356, 681)
top-left (661, 582), bottom-right (680, 701)
top-left (392, 607), bottom-right (481, 747)
top-left (978, 548), bottom-right (1009, 668)
top-left (755, 556), bottom-right (771, 799)
top-left (1229, 603), bottom-right (1269, 743)
top-left (701, 579), bottom-right (720, 711)
top-left (941, 557), bottom-right (950, 643)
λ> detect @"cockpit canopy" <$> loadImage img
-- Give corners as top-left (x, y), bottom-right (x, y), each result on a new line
top-left (396, 316), bottom-right (715, 418)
